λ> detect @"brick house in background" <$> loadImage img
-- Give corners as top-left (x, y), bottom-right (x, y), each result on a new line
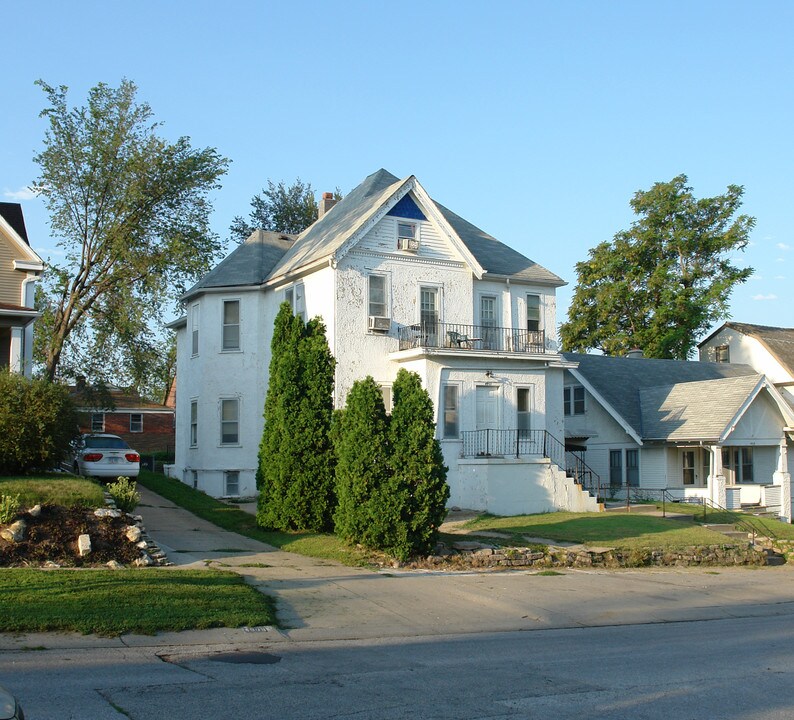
top-left (69, 382), bottom-right (175, 455)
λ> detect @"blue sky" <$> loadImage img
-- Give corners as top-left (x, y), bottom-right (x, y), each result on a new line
top-left (4, 1), bottom-right (793, 335)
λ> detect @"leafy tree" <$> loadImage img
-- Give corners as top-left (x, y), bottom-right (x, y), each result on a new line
top-left (0, 372), bottom-right (79, 474)
top-left (560, 175), bottom-right (754, 359)
top-left (257, 305), bottom-right (336, 531)
top-left (32, 79), bottom-right (229, 389)
top-left (332, 377), bottom-right (391, 547)
top-left (230, 179), bottom-right (318, 243)
top-left (385, 370), bottom-right (449, 560)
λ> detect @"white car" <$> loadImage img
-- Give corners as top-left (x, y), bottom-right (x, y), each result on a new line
top-left (73, 433), bottom-right (140, 480)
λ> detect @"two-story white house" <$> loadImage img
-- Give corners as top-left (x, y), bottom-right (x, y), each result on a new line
top-left (168, 169), bottom-right (600, 515)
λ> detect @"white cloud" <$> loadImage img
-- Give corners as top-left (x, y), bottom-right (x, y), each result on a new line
top-left (777, 242), bottom-right (791, 251)
top-left (753, 294), bottom-right (778, 301)
top-left (775, 275), bottom-right (786, 280)
top-left (776, 257), bottom-right (786, 263)
top-left (749, 275), bottom-right (764, 281)
top-left (3, 186), bottom-right (37, 201)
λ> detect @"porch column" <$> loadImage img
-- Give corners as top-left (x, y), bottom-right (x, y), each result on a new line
top-left (773, 441), bottom-right (792, 523)
top-left (9, 327), bottom-right (23, 374)
top-left (709, 445), bottom-right (726, 508)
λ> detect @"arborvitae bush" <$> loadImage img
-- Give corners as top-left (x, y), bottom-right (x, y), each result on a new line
top-left (0, 371), bottom-right (78, 474)
top-left (333, 377), bottom-right (391, 546)
top-left (257, 305), bottom-right (336, 531)
top-left (385, 369), bottom-right (449, 560)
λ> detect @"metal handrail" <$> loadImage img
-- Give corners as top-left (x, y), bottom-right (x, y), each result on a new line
top-left (460, 428), bottom-right (601, 496)
top-left (398, 321), bottom-right (546, 353)
top-left (693, 496), bottom-right (780, 544)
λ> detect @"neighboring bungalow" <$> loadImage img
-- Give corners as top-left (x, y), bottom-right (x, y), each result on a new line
top-left (562, 352), bottom-right (794, 521)
top-left (69, 382), bottom-right (175, 455)
top-left (699, 322), bottom-right (794, 409)
top-left (168, 169), bottom-right (599, 514)
top-left (0, 202), bottom-right (43, 377)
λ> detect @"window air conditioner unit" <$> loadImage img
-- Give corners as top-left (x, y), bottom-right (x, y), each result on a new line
top-left (397, 237), bottom-right (419, 252)
top-left (368, 316), bottom-right (391, 332)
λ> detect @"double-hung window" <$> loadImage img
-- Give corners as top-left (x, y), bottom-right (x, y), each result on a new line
top-left (222, 300), bottom-right (240, 351)
top-left (220, 398), bottom-right (239, 445)
top-left (91, 412), bottom-right (105, 432)
top-left (443, 385), bottom-right (459, 439)
top-left (368, 275), bottom-right (388, 317)
top-left (517, 388), bottom-right (531, 432)
top-left (397, 222), bottom-right (418, 251)
top-left (564, 386), bottom-right (585, 416)
top-left (191, 303), bottom-right (200, 356)
top-left (527, 295), bottom-right (541, 333)
top-left (190, 400), bottom-right (198, 447)
top-left (130, 413), bottom-right (143, 433)
top-left (715, 345), bottom-right (730, 363)
top-left (224, 470), bottom-right (240, 497)
top-left (285, 284), bottom-right (306, 320)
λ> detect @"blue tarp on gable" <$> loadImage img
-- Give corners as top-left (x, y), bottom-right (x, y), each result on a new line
top-left (386, 193), bottom-right (427, 221)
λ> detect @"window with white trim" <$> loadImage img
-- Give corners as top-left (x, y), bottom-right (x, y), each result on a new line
top-left (285, 283), bottom-right (306, 320)
top-left (190, 400), bottom-right (198, 447)
top-left (222, 300), bottom-right (240, 351)
top-left (517, 388), bottom-right (531, 431)
top-left (130, 413), bottom-right (143, 433)
top-left (191, 470), bottom-right (198, 489)
top-left (379, 384), bottom-right (392, 414)
top-left (220, 398), bottom-right (239, 445)
top-left (91, 412), bottom-right (104, 432)
top-left (443, 385), bottom-right (459, 439)
top-left (191, 303), bottom-right (200, 356)
top-left (397, 222), bottom-right (418, 250)
top-left (224, 470), bottom-right (240, 496)
top-left (563, 386), bottom-right (585, 416)
top-left (715, 345), bottom-right (730, 363)
top-left (368, 275), bottom-right (388, 317)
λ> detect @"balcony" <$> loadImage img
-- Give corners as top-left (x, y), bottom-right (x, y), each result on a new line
top-left (397, 321), bottom-right (546, 354)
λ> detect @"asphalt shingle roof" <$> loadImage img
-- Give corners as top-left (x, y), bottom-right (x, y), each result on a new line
top-left (563, 352), bottom-right (759, 439)
top-left (722, 322), bottom-right (794, 378)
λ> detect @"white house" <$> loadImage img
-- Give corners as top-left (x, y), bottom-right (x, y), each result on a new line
top-left (0, 203), bottom-right (42, 377)
top-left (561, 352), bottom-right (794, 521)
top-left (168, 169), bottom-right (600, 515)
top-left (699, 322), bottom-right (794, 410)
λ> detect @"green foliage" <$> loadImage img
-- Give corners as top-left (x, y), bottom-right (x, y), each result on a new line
top-left (385, 370), bottom-right (450, 560)
top-left (0, 476), bottom-right (104, 509)
top-left (0, 372), bottom-right (79, 474)
top-left (334, 371), bottom-right (449, 562)
top-left (106, 477), bottom-right (141, 513)
top-left (32, 79), bottom-right (229, 390)
top-left (332, 377), bottom-right (392, 546)
top-left (0, 494), bottom-right (21, 524)
top-left (230, 179), bottom-right (320, 242)
top-left (257, 305), bottom-right (337, 531)
top-left (560, 175), bottom-right (754, 359)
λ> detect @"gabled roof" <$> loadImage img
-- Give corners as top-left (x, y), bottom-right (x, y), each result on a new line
top-left (0, 202), bottom-right (43, 267)
top-left (0, 203), bottom-right (29, 243)
top-left (184, 169), bottom-right (563, 300)
top-left (700, 322), bottom-right (794, 377)
top-left (68, 385), bottom-right (173, 412)
top-left (563, 352), bottom-right (758, 441)
top-left (639, 375), bottom-right (767, 441)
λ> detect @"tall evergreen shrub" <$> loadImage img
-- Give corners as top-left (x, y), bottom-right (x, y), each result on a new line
top-left (333, 377), bottom-right (391, 546)
top-left (257, 304), bottom-right (336, 531)
top-left (385, 369), bottom-right (449, 560)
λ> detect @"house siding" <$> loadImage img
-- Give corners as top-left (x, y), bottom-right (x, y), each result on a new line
top-left (0, 232), bottom-right (23, 306)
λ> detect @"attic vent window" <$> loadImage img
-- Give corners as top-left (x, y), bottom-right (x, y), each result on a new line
top-left (397, 222), bottom-right (419, 252)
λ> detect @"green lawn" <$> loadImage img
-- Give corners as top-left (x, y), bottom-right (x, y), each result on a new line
top-left (137, 470), bottom-right (375, 566)
top-left (0, 568), bottom-right (276, 636)
top-left (0, 474), bottom-right (104, 508)
top-left (656, 502), bottom-right (794, 540)
top-left (460, 511), bottom-right (737, 549)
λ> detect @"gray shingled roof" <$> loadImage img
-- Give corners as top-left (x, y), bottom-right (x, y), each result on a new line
top-left (185, 230), bottom-right (295, 296)
top-left (639, 375), bottom-right (762, 441)
top-left (563, 353), bottom-right (758, 438)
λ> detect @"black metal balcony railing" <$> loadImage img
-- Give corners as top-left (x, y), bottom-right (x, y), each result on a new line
top-left (460, 428), bottom-right (601, 495)
top-left (397, 321), bottom-right (545, 353)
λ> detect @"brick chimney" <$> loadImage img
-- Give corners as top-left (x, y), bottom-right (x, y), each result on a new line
top-left (318, 192), bottom-right (338, 220)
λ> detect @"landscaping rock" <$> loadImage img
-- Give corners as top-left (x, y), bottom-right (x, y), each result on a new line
top-left (43, 560), bottom-right (60, 568)
top-left (124, 525), bottom-right (142, 543)
top-left (28, 504), bottom-right (42, 518)
top-left (77, 534), bottom-right (92, 556)
top-left (106, 560), bottom-right (124, 570)
top-left (0, 520), bottom-right (26, 543)
top-left (134, 552), bottom-right (154, 567)
top-left (94, 508), bottom-right (122, 518)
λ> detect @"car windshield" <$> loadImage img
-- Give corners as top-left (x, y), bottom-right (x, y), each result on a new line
top-left (84, 436), bottom-right (129, 449)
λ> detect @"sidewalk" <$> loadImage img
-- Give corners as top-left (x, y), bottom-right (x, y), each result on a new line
top-left (4, 486), bottom-right (794, 652)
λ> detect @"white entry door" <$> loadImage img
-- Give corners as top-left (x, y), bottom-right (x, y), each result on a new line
top-left (476, 386), bottom-right (500, 430)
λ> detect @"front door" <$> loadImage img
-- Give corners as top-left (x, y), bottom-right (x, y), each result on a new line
top-left (476, 386), bottom-right (499, 431)
top-left (682, 449), bottom-right (696, 486)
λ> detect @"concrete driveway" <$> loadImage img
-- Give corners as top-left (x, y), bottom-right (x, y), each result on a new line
top-left (134, 486), bottom-right (794, 643)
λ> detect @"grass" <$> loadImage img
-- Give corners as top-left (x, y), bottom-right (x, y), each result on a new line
top-left (659, 502), bottom-right (794, 540)
top-left (136, 470), bottom-right (375, 566)
top-left (0, 568), bottom-right (276, 636)
top-left (461, 511), bottom-right (736, 550)
top-left (0, 474), bottom-right (104, 508)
